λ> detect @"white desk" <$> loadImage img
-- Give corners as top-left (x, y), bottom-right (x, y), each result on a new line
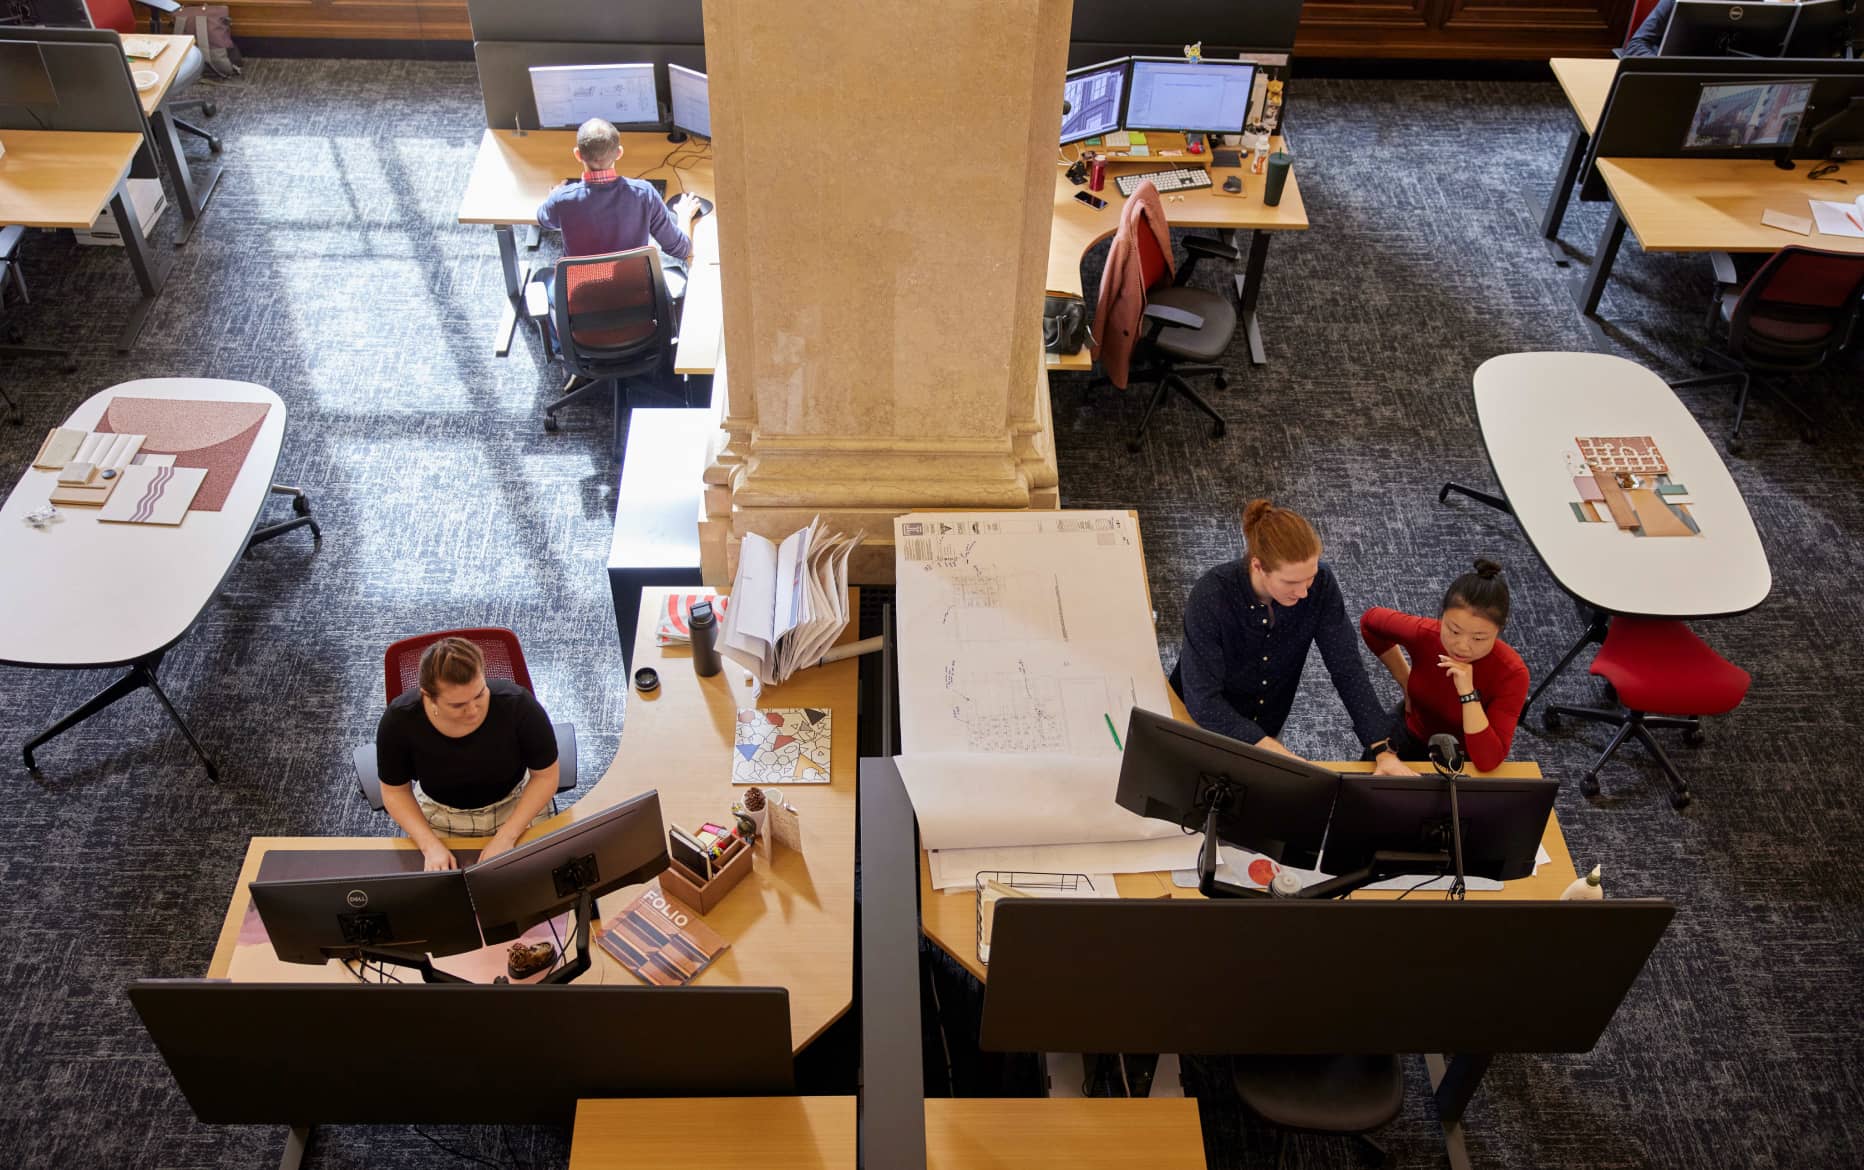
top-left (1448, 352), bottom-right (1770, 711)
top-left (0, 379), bottom-right (292, 777)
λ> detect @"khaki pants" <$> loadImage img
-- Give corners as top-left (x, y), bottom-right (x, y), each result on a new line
top-left (414, 773), bottom-right (551, 837)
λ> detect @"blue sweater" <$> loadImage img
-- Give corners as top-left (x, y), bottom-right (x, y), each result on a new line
top-left (1624, 0), bottom-right (1675, 56)
top-left (536, 175), bottom-right (692, 261)
top-left (1176, 560), bottom-right (1392, 749)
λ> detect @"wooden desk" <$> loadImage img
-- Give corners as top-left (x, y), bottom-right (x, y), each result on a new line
top-left (207, 586), bottom-right (859, 1053)
top-left (568, 1096), bottom-right (1207, 1170)
top-left (0, 129), bottom-right (169, 349)
top-left (1576, 155), bottom-right (1864, 318)
top-left (1047, 139), bottom-right (1309, 369)
top-left (1534, 57), bottom-right (1619, 256)
top-left (133, 34), bottom-right (223, 244)
top-left (457, 128), bottom-right (718, 357)
top-left (130, 35), bottom-right (196, 117)
top-left (921, 754), bottom-right (1579, 983)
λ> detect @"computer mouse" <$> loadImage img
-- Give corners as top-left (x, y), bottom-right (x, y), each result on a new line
top-left (669, 193), bottom-right (715, 218)
top-left (1223, 176), bottom-right (1243, 194)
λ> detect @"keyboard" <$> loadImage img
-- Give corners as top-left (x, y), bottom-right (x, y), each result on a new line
top-left (1114, 167), bottom-right (1213, 198)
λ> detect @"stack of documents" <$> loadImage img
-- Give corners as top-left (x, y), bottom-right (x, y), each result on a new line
top-left (719, 516), bottom-right (861, 685)
top-left (1809, 193), bottom-right (1864, 239)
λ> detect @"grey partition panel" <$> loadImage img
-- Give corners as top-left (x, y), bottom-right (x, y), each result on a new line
top-left (477, 40), bottom-right (708, 130)
top-left (0, 29), bottom-right (158, 179)
top-left (859, 757), bottom-right (928, 1170)
top-left (1071, 0), bottom-right (1304, 54)
top-left (468, 0), bottom-right (704, 46)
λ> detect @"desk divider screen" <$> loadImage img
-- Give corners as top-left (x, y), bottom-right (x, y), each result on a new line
top-left (0, 28), bottom-right (159, 180)
top-left (475, 41), bottom-right (708, 131)
top-left (467, 0), bottom-right (706, 47)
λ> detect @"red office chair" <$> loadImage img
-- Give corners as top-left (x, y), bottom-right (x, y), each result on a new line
top-left (352, 627), bottom-right (578, 811)
top-left (1543, 617), bottom-right (1750, 810)
top-left (529, 246), bottom-right (682, 460)
top-left (1667, 247), bottom-right (1864, 454)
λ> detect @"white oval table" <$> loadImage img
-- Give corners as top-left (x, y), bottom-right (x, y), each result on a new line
top-left (1442, 352), bottom-right (1771, 713)
top-left (0, 379), bottom-right (317, 778)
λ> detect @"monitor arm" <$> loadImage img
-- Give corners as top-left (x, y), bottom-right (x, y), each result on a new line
top-left (537, 888), bottom-right (595, 986)
top-left (1195, 778), bottom-right (1266, 900)
top-left (336, 946), bottom-right (469, 984)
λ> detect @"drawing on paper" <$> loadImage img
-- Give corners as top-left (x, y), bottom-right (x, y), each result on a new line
top-left (732, 708), bottom-right (832, 785)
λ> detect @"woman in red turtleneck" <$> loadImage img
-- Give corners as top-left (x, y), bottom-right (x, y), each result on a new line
top-left (1360, 559), bottom-right (1529, 773)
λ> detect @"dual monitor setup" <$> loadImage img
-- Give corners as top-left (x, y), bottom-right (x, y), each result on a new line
top-left (248, 789), bottom-right (669, 984)
top-left (527, 60), bottom-right (711, 142)
top-left (1660, 0), bottom-right (1860, 59)
top-left (1060, 55), bottom-right (1258, 145)
top-left (1115, 708), bottom-right (1557, 899)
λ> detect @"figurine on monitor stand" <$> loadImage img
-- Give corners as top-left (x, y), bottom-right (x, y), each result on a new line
top-left (1263, 79), bottom-right (1285, 136)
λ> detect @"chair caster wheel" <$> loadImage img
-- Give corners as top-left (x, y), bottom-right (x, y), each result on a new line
top-left (1601, 681), bottom-right (1617, 704)
top-left (1125, 438), bottom-right (1142, 453)
top-left (1683, 726), bottom-right (1705, 747)
top-left (1214, 373), bottom-right (1229, 391)
top-left (543, 415), bottom-right (560, 432)
top-left (1580, 772), bottom-right (1600, 798)
top-left (204, 101), bottom-right (219, 117)
top-left (1210, 419), bottom-right (1226, 439)
top-left (291, 494), bottom-right (313, 518)
top-left (1542, 709), bottom-right (1562, 732)
top-left (1669, 790), bottom-right (1692, 810)
top-left (208, 137), bottom-right (224, 154)
top-left (1726, 434), bottom-right (1745, 456)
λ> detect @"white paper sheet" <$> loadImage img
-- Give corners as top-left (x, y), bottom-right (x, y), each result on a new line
top-left (1167, 843), bottom-right (1555, 894)
top-left (897, 753), bottom-right (1182, 851)
top-left (927, 836), bottom-right (1201, 890)
top-left (893, 510), bottom-right (1172, 756)
top-left (1810, 196), bottom-right (1864, 239)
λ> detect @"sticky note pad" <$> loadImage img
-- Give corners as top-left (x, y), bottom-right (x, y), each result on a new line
top-left (1128, 145), bottom-right (1151, 157)
top-left (1127, 132), bottom-right (1149, 145)
top-left (1085, 136), bottom-right (1102, 146)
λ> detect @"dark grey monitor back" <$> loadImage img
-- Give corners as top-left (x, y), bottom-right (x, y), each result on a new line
top-left (980, 898), bottom-right (1674, 1055)
top-left (467, 0), bottom-right (705, 46)
top-left (127, 981), bottom-right (795, 1125)
top-left (477, 41), bottom-right (707, 129)
top-left (0, 28), bottom-right (158, 179)
top-left (0, 42), bottom-right (58, 106)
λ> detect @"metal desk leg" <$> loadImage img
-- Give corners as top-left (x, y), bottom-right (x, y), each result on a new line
top-left (279, 1125), bottom-right (310, 1170)
top-left (22, 650), bottom-right (219, 781)
top-left (494, 225), bottom-right (525, 357)
top-left (1524, 607), bottom-right (1611, 719)
top-left (1231, 230), bottom-right (1273, 366)
top-left (1427, 1052), bottom-right (1493, 1170)
top-left (1439, 482), bottom-right (1512, 513)
top-left (1571, 207), bottom-right (1627, 319)
top-left (1527, 125), bottom-right (1588, 262)
top-left (112, 183), bottom-right (173, 353)
top-left (151, 107), bottom-right (223, 246)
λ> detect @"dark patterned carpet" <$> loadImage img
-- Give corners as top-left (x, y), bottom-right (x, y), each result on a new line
top-left (0, 61), bottom-right (1859, 1169)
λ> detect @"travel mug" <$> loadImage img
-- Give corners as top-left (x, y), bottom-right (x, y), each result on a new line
top-left (689, 599), bottom-right (722, 677)
top-left (1263, 152), bottom-right (1293, 207)
top-left (1088, 158), bottom-right (1106, 192)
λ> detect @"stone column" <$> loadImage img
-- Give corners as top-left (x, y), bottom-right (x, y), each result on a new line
top-left (699, 0), bottom-right (1068, 583)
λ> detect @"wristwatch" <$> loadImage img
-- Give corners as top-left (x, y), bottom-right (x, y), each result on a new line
top-left (1459, 690), bottom-right (1483, 705)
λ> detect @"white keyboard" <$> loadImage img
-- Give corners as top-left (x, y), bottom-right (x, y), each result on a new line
top-left (1114, 167), bottom-right (1213, 198)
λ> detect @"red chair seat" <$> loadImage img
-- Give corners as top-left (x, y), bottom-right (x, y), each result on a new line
top-left (1589, 618), bottom-right (1750, 717)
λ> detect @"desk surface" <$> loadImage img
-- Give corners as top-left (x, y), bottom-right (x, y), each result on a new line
top-left (1595, 156), bottom-right (1864, 254)
top-left (921, 753), bottom-right (1578, 984)
top-left (1550, 57), bottom-right (1617, 137)
top-left (207, 587), bottom-right (859, 1052)
top-left (569, 1096), bottom-right (1207, 1170)
top-left (0, 379), bottom-right (286, 668)
top-left (1474, 351), bottom-right (1770, 618)
top-left (132, 35), bottom-right (197, 117)
top-left (0, 130), bottom-right (142, 230)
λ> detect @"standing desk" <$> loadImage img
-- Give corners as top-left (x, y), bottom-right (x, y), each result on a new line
top-left (0, 129), bottom-right (169, 350)
top-left (1047, 135), bottom-right (1309, 370)
top-left (1533, 57), bottom-right (1617, 257)
top-left (206, 586), bottom-right (859, 1054)
top-left (569, 1096), bottom-right (1208, 1169)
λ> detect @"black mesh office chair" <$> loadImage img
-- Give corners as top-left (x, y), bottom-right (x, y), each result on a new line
top-left (1233, 1054), bottom-right (1404, 1168)
top-left (529, 246), bottom-right (683, 459)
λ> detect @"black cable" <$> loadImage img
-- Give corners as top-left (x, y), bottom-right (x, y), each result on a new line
top-left (410, 1126), bottom-right (507, 1168)
top-left (1394, 871), bottom-right (1444, 901)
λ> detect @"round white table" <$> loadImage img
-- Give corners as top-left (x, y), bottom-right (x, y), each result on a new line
top-left (0, 379), bottom-right (316, 777)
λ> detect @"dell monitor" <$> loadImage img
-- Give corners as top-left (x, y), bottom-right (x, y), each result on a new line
top-left (1681, 78), bottom-right (1815, 152)
top-left (1123, 57), bottom-right (1256, 134)
top-left (249, 868), bottom-right (483, 967)
top-left (0, 43), bottom-right (58, 108)
top-left (667, 63), bottom-right (710, 141)
top-left (1115, 707), bottom-right (1340, 873)
top-left (1660, 1), bottom-right (1798, 57)
top-left (528, 62), bottom-right (659, 130)
top-left (1060, 58), bottom-right (1128, 145)
top-left (465, 788), bottom-right (669, 945)
top-left (1783, 0), bottom-right (1861, 58)
top-left (1320, 774), bottom-right (1558, 883)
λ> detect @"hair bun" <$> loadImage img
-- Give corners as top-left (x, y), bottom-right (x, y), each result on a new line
top-left (1473, 558), bottom-right (1503, 580)
top-left (1243, 498), bottom-right (1274, 527)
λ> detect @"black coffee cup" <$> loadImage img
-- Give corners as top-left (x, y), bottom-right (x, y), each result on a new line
top-left (1263, 152), bottom-right (1293, 207)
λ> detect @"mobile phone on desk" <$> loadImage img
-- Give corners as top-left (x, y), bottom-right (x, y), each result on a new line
top-left (1074, 190), bottom-right (1108, 210)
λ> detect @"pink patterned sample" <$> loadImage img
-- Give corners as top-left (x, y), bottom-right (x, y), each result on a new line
top-left (96, 398), bottom-right (272, 512)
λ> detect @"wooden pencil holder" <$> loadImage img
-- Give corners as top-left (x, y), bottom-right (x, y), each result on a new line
top-left (659, 836), bottom-right (752, 915)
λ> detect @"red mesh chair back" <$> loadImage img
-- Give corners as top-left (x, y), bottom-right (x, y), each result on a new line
top-left (383, 627), bottom-right (533, 702)
top-left (81, 0), bottom-right (136, 33)
top-left (1727, 247), bottom-right (1864, 367)
top-left (1623, 0), bottom-right (1662, 47)
top-left (552, 246), bottom-right (674, 372)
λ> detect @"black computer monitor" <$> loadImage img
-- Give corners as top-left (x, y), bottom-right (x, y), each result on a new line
top-left (1660, 0), bottom-right (1798, 57)
top-left (0, 43), bottom-right (58, 108)
top-left (1680, 78), bottom-right (1816, 150)
top-left (249, 868), bottom-right (484, 966)
top-left (1122, 57), bottom-right (1257, 134)
top-left (1115, 707), bottom-right (1340, 868)
top-left (668, 63), bottom-right (710, 140)
top-left (465, 788), bottom-right (670, 944)
top-left (1060, 57), bottom-right (1128, 145)
top-left (1320, 775), bottom-right (1558, 882)
top-left (527, 61), bottom-right (660, 129)
top-left (1784, 0), bottom-right (1861, 58)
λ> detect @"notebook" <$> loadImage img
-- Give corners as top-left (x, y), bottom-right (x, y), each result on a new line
top-left (1810, 193), bottom-right (1864, 239)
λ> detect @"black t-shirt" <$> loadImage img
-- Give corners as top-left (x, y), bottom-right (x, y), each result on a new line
top-left (375, 678), bottom-right (558, 810)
